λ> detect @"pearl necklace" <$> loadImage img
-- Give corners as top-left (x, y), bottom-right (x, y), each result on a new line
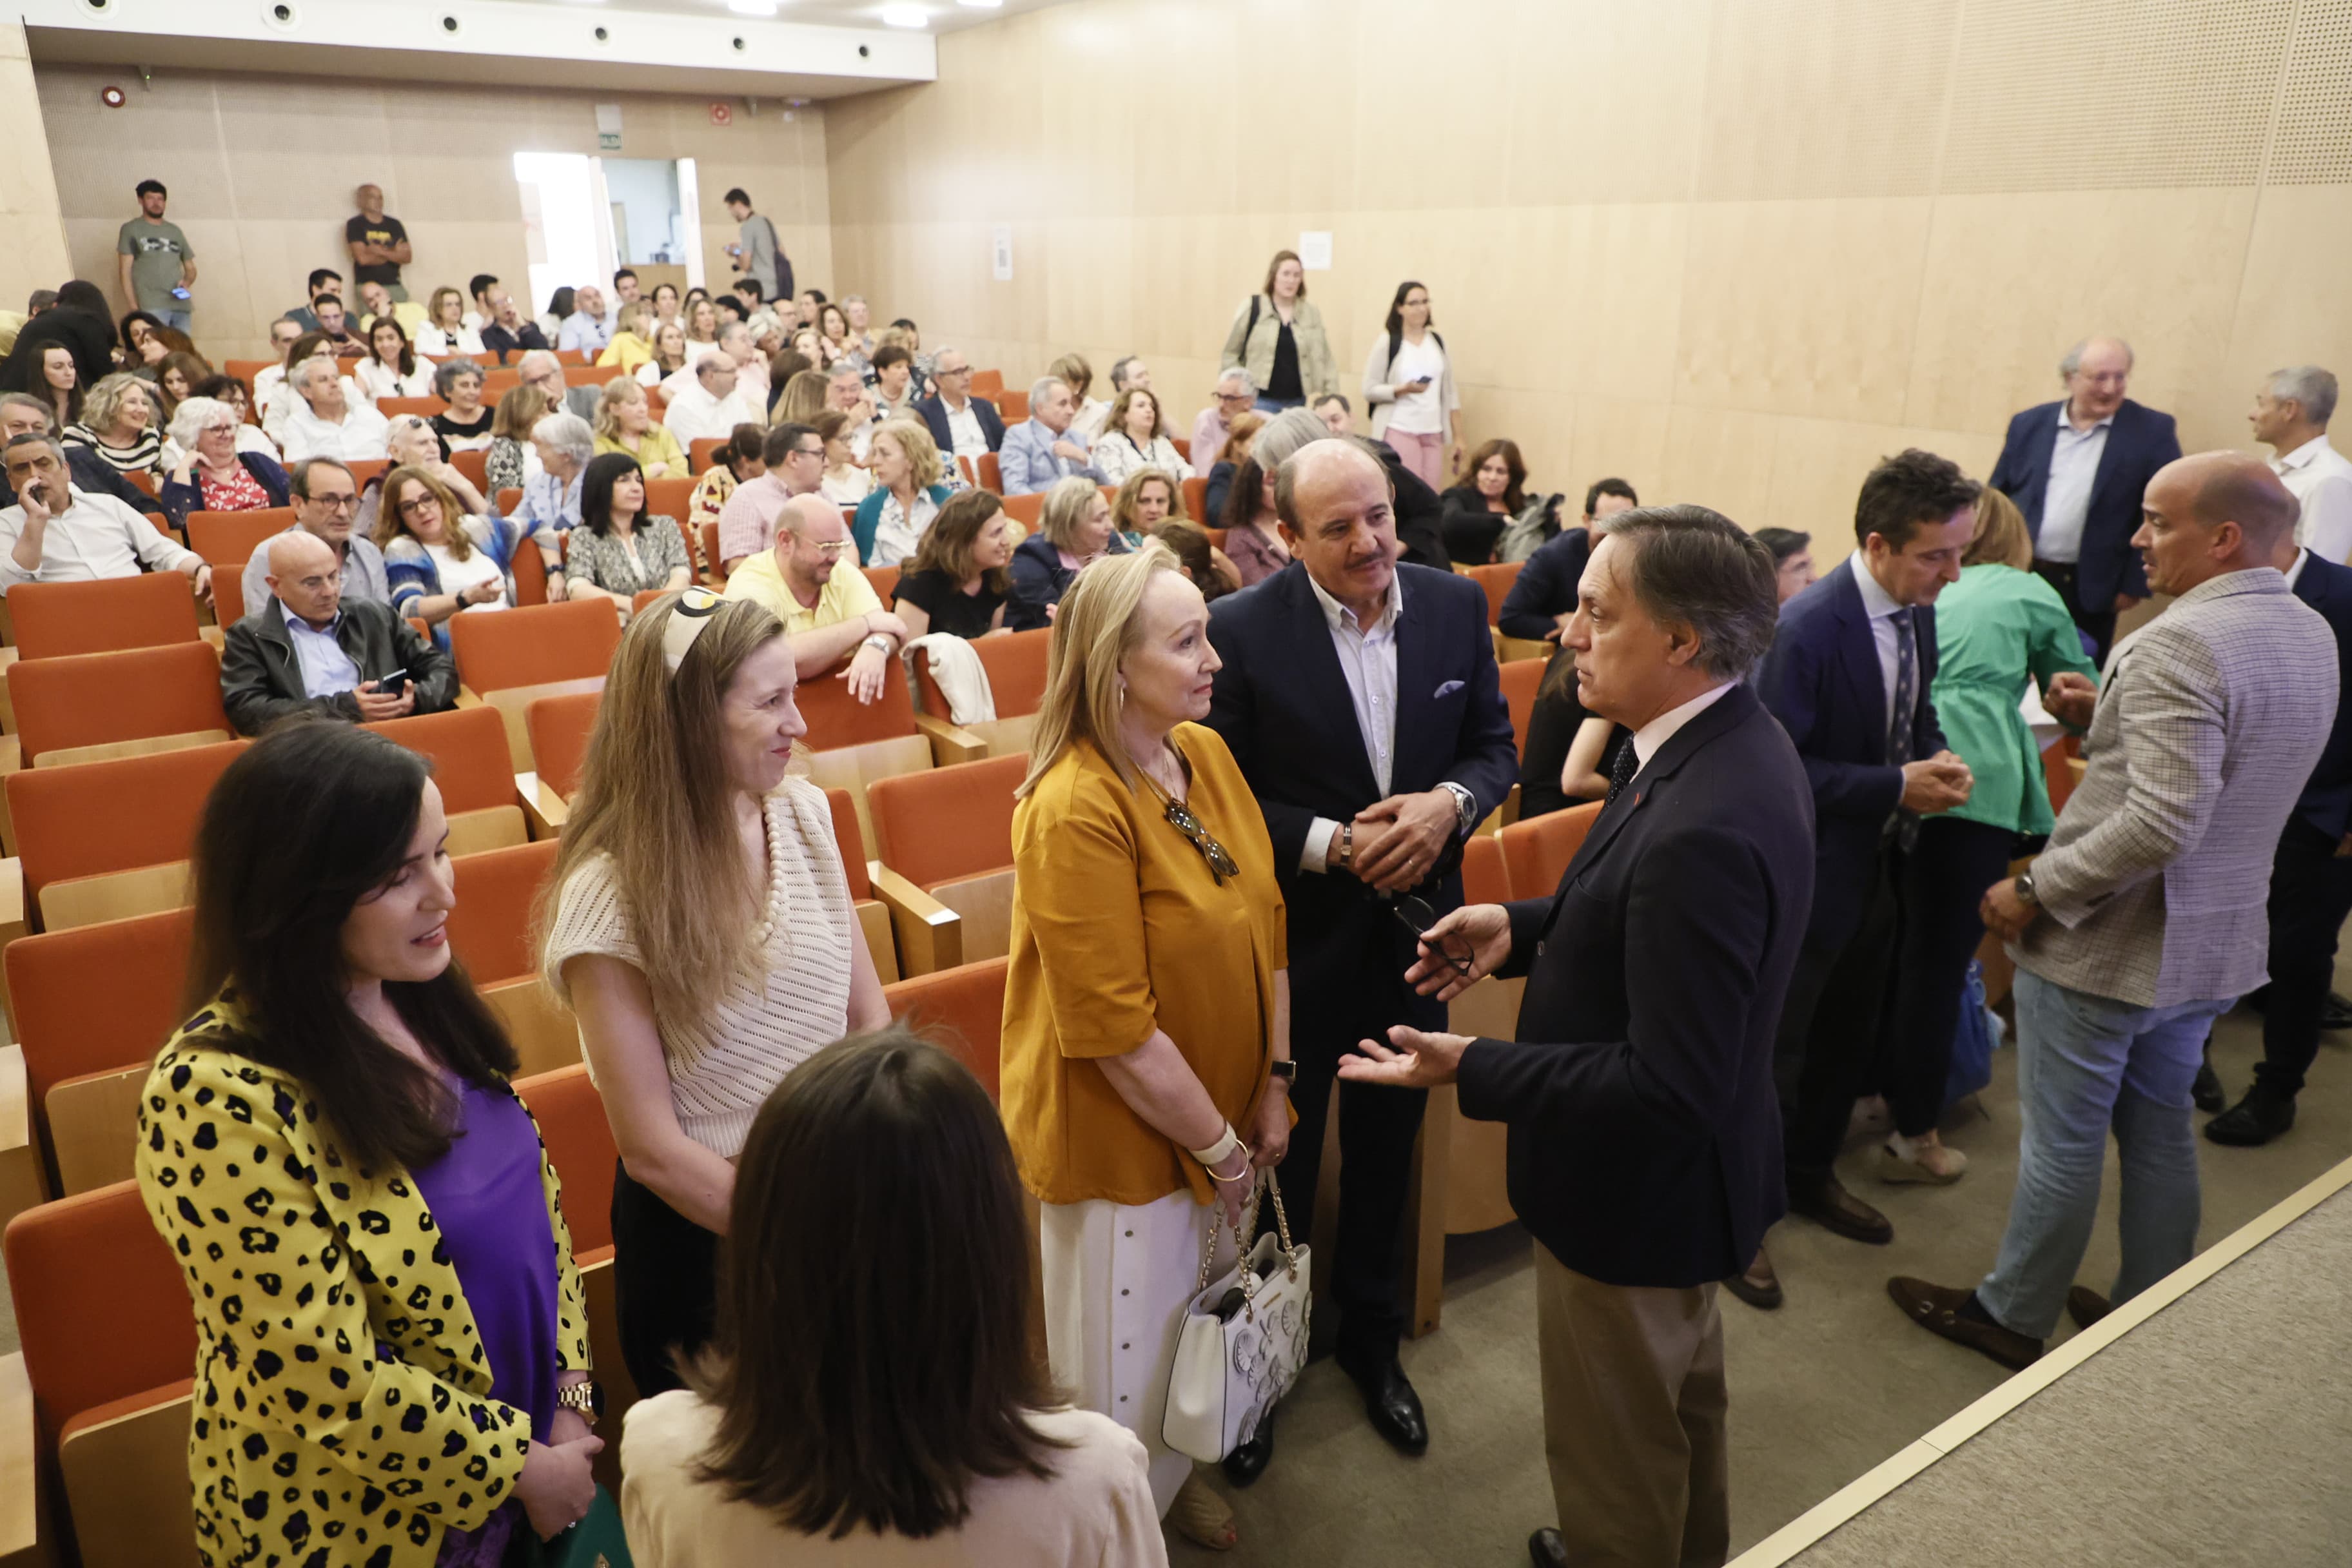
top-left (745, 796), bottom-right (793, 949)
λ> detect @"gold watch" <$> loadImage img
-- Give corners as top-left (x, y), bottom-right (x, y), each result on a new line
top-left (556, 1380), bottom-right (604, 1426)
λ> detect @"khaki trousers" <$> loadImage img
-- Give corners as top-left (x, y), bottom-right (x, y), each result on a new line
top-left (1534, 1244), bottom-right (1730, 1567)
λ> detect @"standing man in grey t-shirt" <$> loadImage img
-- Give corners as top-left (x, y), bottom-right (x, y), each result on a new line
top-left (721, 187), bottom-right (792, 307)
top-left (117, 179), bottom-right (197, 332)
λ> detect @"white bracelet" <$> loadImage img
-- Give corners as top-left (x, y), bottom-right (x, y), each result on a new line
top-left (1188, 1123), bottom-right (1243, 1168)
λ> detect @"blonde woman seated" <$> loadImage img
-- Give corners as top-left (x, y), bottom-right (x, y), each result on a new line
top-left (378, 464), bottom-right (535, 643)
top-left (539, 589), bottom-right (890, 1396)
top-left (1093, 387), bottom-right (1188, 486)
top-left (637, 322), bottom-right (691, 390)
top-left (594, 376), bottom-right (688, 479)
top-left (774, 368), bottom-right (830, 429)
top-left (598, 300), bottom-right (659, 376)
top-left (564, 452), bottom-right (692, 614)
top-left (485, 383), bottom-right (555, 496)
top-left (850, 418), bottom-right (953, 567)
top-left (63, 371), bottom-right (162, 474)
top-left (414, 285), bottom-right (486, 357)
top-left (1010, 475), bottom-right (1125, 630)
top-left (812, 408), bottom-right (873, 507)
top-left (1001, 544), bottom-right (1291, 1552)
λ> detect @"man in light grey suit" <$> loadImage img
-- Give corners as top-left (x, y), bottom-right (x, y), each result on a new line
top-left (1890, 452), bottom-right (2337, 1369)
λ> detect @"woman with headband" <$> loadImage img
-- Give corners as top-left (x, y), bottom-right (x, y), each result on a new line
top-left (536, 587), bottom-right (890, 1394)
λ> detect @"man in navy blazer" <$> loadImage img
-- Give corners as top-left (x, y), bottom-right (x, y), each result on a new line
top-left (1205, 437), bottom-right (1517, 1480)
top-left (912, 346), bottom-right (1005, 466)
top-left (1988, 336), bottom-right (2182, 662)
top-left (1340, 506), bottom-right (1808, 1568)
top-left (1752, 451), bottom-right (1980, 1304)
top-left (2204, 536), bottom-right (2352, 1144)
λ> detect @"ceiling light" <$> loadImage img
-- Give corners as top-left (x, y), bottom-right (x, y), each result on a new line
top-left (727, 0), bottom-right (778, 14)
top-left (880, 5), bottom-right (929, 24)
top-left (956, 1), bottom-right (1004, 8)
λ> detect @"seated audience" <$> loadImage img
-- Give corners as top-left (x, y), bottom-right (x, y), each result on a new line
top-left (1517, 649), bottom-right (1629, 820)
top-left (153, 349), bottom-right (210, 423)
top-left (137, 723), bottom-right (605, 1565)
top-left (665, 349), bottom-right (765, 446)
top-left (816, 301), bottom-right (859, 371)
top-left (239, 456), bottom-right (390, 615)
top-left (724, 491), bottom-right (907, 705)
top-left (718, 422), bottom-right (824, 574)
top-left (220, 530), bottom-right (456, 732)
top-left (813, 408), bottom-right (872, 505)
top-left (0, 279), bottom-right (115, 397)
top-left (916, 346), bottom-right (1004, 466)
top-left (1190, 368), bottom-right (1256, 480)
top-left (1093, 387), bottom-right (1188, 485)
top-left (1206, 411), bottom-right (1269, 565)
top-left (893, 488), bottom-right (1014, 640)
top-left (355, 279), bottom-right (426, 337)
top-left (827, 364), bottom-right (877, 458)
top-left (1010, 474), bottom-right (1125, 629)
top-left (355, 315), bottom-right (434, 403)
top-left (186, 373), bottom-right (275, 458)
top-left (414, 285), bottom-right (484, 356)
top-left (0, 391), bottom-right (147, 513)
top-left (775, 366), bottom-right (832, 428)
top-left (999, 377), bottom-right (1108, 495)
top-left (62, 371), bottom-right (162, 475)
top-left (1438, 438), bottom-right (1529, 565)
top-left (31, 344), bottom-right (81, 431)
top-left (1756, 526), bottom-right (1817, 602)
top-left (764, 348), bottom-right (814, 416)
top-left (1054, 351), bottom-right (1110, 442)
top-left (514, 412), bottom-right (591, 587)
top-left (877, 321), bottom-right (932, 394)
top-left (1313, 391), bottom-right (1355, 436)
top-left (594, 375), bottom-right (689, 479)
top-left (309, 293), bottom-right (364, 352)
top-left (565, 451), bottom-right (692, 612)
top-left (793, 287), bottom-right (825, 328)
top-left (283, 267), bottom-right (342, 332)
top-left (518, 349), bottom-right (602, 422)
top-left (639, 321), bottom-right (691, 389)
top-left (843, 295), bottom-right (878, 358)
top-left (1153, 518), bottom-right (1239, 602)
top-left (278, 355), bottom-right (391, 463)
top-left (852, 418), bottom-right (953, 567)
top-left (430, 357), bottom-right (495, 451)
top-left (558, 282), bottom-right (612, 353)
top-left (485, 383), bottom-right (556, 495)
top-left (683, 296), bottom-right (721, 351)
top-left (647, 280), bottom-right (685, 340)
top-left (0, 430), bottom-right (210, 598)
top-left (256, 328), bottom-right (335, 429)
top-left (600, 300), bottom-right (658, 375)
top-left (1496, 476), bottom-right (1639, 642)
top-left (692, 421), bottom-right (769, 539)
top-left (539, 286), bottom-right (577, 344)
top-left (119, 308), bottom-right (170, 374)
top-left (376, 413), bottom-right (492, 534)
top-left (159, 395), bottom-right (290, 528)
top-left (479, 284), bottom-right (549, 362)
top-left (620, 1024), bottom-right (1162, 1568)
top-left (380, 464), bottom-right (531, 637)
top-left (1111, 465), bottom-right (1187, 550)
top-left (869, 344), bottom-right (920, 422)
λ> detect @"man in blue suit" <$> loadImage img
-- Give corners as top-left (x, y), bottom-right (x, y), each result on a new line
top-left (912, 346), bottom-right (1004, 468)
top-left (1988, 336), bottom-right (2183, 662)
top-left (1750, 450), bottom-right (1980, 1306)
top-left (1204, 436), bottom-right (1518, 1482)
top-left (2204, 531), bottom-right (2352, 1144)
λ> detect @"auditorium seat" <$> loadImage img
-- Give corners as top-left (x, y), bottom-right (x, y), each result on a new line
top-left (447, 598), bottom-right (620, 770)
top-left (882, 956), bottom-right (1008, 1102)
top-left (525, 689), bottom-right (601, 816)
top-left (1465, 561), bottom-right (1522, 627)
top-left (377, 396), bottom-right (440, 420)
top-left (699, 520), bottom-right (729, 585)
top-left (1499, 655), bottom-right (1543, 762)
top-left (798, 656), bottom-right (977, 864)
top-left (688, 437), bottom-right (724, 474)
top-left (1498, 799), bottom-right (1602, 901)
top-left (553, 348), bottom-right (591, 368)
top-left (863, 564), bottom-right (899, 603)
top-left (6, 642), bottom-right (230, 771)
top-left (827, 785), bottom-right (897, 985)
top-left (447, 840), bottom-right (556, 984)
top-left (5, 739), bottom-right (245, 931)
top-left (363, 706), bottom-right (531, 851)
top-left (451, 447), bottom-right (489, 490)
top-left (1172, 436), bottom-right (1191, 463)
top-left (495, 485), bottom-right (523, 516)
top-left (970, 369), bottom-right (1003, 399)
top-left (7, 574), bottom-right (201, 662)
top-left (1428, 833), bottom-right (1523, 1247)
top-left (645, 476), bottom-right (694, 522)
top-left (867, 752), bottom-right (1024, 974)
top-left (996, 389), bottom-right (1029, 424)
top-left (1183, 475), bottom-right (1209, 524)
top-left (184, 508), bottom-right (292, 564)
top-left (343, 459), bottom-right (387, 489)
top-left (1003, 491), bottom-right (1047, 529)
top-left (222, 357), bottom-right (273, 388)
top-left (912, 625), bottom-right (1048, 757)
top-left (977, 453), bottom-right (1002, 494)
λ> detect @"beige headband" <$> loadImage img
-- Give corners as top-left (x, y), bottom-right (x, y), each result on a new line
top-left (662, 586), bottom-right (726, 673)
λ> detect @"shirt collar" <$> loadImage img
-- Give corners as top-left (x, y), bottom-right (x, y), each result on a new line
top-left (1632, 680), bottom-right (1737, 770)
top-left (2056, 402), bottom-right (2117, 436)
top-left (2273, 433), bottom-right (2333, 473)
top-left (2285, 547), bottom-right (2310, 591)
top-left (1852, 556), bottom-right (1907, 621)
top-left (1304, 564), bottom-right (1404, 637)
top-left (282, 602), bottom-right (341, 636)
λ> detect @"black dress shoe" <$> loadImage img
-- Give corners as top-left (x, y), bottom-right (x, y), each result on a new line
top-left (2324, 992), bottom-right (2352, 1031)
top-left (1337, 1354), bottom-right (1428, 1456)
top-left (1220, 1407), bottom-right (1274, 1487)
top-left (1529, 1527), bottom-right (1569, 1567)
top-left (1723, 1244), bottom-right (1782, 1310)
top-left (2191, 1057), bottom-right (2226, 1114)
top-left (2066, 1285), bottom-right (2111, 1331)
top-left (1788, 1173), bottom-right (1893, 1244)
top-left (2206, 1084), bottom-right (2297, 1146)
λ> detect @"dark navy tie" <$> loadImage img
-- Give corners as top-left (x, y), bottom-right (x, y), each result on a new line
top-left (1890, 609), bottom-right (1919, 851)
top-left (1605, 740), bottom-right (1640, 806)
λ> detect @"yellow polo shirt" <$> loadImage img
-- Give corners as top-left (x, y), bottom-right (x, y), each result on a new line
top-left (721, 547), bottom-right (883, 636)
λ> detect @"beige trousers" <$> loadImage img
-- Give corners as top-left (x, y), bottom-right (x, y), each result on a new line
top-left (1534, 1243), bottom-right (1730, 1567)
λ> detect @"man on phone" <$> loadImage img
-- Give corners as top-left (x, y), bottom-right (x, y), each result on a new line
top-left (220, 530), bottom-right (455, 734)
top-left (0, 432), bottom-right (210, 599)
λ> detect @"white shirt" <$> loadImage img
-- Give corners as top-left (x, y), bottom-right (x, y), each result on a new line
top-left (0, 486), bottom-right (201, 591)
top-left (414, 322), bottom-right (485, 357)
top-left (867, 485), bottom-right (941, 567)
top-left (2037, 404), bottom-right (2113, 564)
top-left (282, 607), bottom-right (361, 698)
top-left (943, 397), bottom-right (989, 464)
top-left (1300, 569), bottom-right (1404, 874)
top-left (1386, 335), bottom-right (1449, 436)
top-left (2285, 547), bottom-right (2310, 592)
top-left (2273, 433), bottom-right (2352, 566)
top-left (279, 397), bottom-right (391, 464)
top-left (353, 356), bottom-right (436, 405)
top-left (1630, 680), bottom-right (1738, 771)
top-left (662, 380), bottom-right (764, 446)
top-left (1851, 556), bottom-right (1915, 744)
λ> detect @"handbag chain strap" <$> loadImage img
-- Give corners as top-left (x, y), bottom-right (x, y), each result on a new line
top-left (1190, 1168), bottom-right (1308, 1325)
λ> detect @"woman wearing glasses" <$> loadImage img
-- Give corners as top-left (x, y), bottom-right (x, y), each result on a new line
top-left (1000, 544), bottom-right (1291, 1555)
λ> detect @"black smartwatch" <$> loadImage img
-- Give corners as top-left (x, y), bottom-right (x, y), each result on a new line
top-left (1268, 1061), bottom-right (1297, 1085)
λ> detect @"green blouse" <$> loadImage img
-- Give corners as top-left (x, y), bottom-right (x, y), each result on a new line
top-left (1929, 564), bottom-right (2098, 836)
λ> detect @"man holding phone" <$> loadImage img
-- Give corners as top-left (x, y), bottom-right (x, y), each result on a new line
top-left (219, 530), bottom-right (455, 734)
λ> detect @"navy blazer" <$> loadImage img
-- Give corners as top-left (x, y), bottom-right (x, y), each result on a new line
top-left (1456, 684), bottom-right (1810, 1287)
top-left (1206, 560), bottom-right (1518, 1044)
top-left (1496, 526), bottom-right (1593, 642)
top-left (914, 392), bottom-right (1005, 459)
top-left (2291, 551), bottom-right (2352, 842)
top-left (1988, 397), bottom-right (2182, 611)
top-left (1756, 557), bottom-right (1945, 947)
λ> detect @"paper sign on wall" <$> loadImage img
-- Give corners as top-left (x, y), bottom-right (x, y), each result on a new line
top-left (1298, 231), bottom-right (1333, 270)
top-left (992, 223), bottom-right (1014, 281)
top-left (595, 103), bottom-right (622, 152)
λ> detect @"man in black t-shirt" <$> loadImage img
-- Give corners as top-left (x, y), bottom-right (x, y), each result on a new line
top-left (346, 184), bottom-right (412, 301)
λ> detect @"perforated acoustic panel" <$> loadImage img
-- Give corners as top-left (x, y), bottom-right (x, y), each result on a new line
top-left (2267, 0), bottom-right (2352, 182)
top-left (1939, 0), bottom-right (2295, 193)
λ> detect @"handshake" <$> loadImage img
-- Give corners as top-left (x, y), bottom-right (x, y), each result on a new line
top-left (1901, 750), bottom-right (1974, 815)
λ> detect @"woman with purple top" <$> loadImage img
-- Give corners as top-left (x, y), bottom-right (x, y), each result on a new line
top-left (135, 721), bottom-right (607, 1566)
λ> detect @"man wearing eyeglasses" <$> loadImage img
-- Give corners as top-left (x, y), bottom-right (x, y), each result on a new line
top-left (717, 422), bottom-right (827, 576)
top-left (515, 349), bottom-right (603, 424)
top-left (722, 493), bottom-right (907, 706)
top-left (1191, 368), bottom-right (1257, 479)
top-left (220, 529), bottom-right (455, 736)
top-left (238, 457), bottom-right (391, 620)
top-left (0, 431), bottom-right (211, 600)
top-left (914, 348), bottom-right (1006, 467)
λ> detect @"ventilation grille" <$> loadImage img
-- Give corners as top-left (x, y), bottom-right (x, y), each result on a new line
top-left (2268, 0), bottom-right (2352, 182)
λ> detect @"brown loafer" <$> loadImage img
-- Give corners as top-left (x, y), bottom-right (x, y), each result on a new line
top-left (2066, 1286), bottom-right (2112, 1331)
top-left (1723, 1245), bottom-right (1783, 1310)
top-left (1887, 1277), bottom-right (2042, 1371)
top-left (1790, 1173), bottom-right (1894, 1244)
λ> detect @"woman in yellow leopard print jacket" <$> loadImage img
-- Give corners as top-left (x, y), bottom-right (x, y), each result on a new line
top-left (136, 722), bottom-right (605, 1567)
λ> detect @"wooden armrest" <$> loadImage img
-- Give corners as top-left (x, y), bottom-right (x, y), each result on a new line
top-left (868, 863), bottom-right (963, 975)
top-left (197, 625), bottom-right (224, 651)
top-left (0, 1046), bottom-right (36, 1227)
top-left (914, 712), bottom-right (987, 767)
top-left (0, 737), bottom-right (18, 776)
top-left (453, 685), bottom-right (484, 708)
top-left (517, 772), bottom-right (569, 839)
top-left (0, 858), bottom-right (23, 936)
top-left (1475, 783), bottom-right (1520, 837)
top-left (0, 1353), bottom-right (37, 1564)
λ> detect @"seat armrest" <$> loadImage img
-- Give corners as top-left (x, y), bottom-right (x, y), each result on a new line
top-left (453, 686), bottom-right (484, 708)
top-left (0, 1046), bottom-right (36, 1228)
top-left (518, 773), bottom-right (569, 839)
top-left (913, 712), bottom-right (986, 767)
top-left (868, 864), bottom-right (963, 975)
top-left (0, 1353), bottom-right (36, 1565)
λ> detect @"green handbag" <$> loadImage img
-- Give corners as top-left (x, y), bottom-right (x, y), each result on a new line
top-left (514, 1484), bottom-right (632, 1568)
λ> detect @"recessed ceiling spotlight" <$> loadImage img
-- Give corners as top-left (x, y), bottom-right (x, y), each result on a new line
top-left (879, 5), bottom-right (928, 25)
top-left (727, 0), bottom-right (778, 14)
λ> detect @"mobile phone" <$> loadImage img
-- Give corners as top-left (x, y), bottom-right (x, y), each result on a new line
top-left (375, 670), bottom-right (410, 697)
top-left (170, 286), bottom-right (191, 301)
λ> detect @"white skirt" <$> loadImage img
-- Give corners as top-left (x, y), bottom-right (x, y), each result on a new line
top-left (1039, 1189), bottom-right (1238, 1516)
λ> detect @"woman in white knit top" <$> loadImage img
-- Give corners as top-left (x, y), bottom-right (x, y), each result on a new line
top-left (539, 587), bottom-right (890, 1395)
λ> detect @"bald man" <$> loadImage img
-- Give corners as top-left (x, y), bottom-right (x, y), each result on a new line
top-left (1988, 335), bottom-right (2183, 662)
top-left (220, 529), bottom-right (455, 734)
top-left (722, 493), bottom-right (907, 705)
top-left (1894, 453), bottom-right (2335, 1371)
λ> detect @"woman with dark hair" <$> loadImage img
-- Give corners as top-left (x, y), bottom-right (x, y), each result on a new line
top-left (484, 382), bottom-right (555, 496)
top-left (1202, 410), bottom-right (1265, 550)
top-left (542, 285), bottom-right (578, 344)
top-left (1517, 647), bottom-right (1631, 821)
top-left (0, 279), bottom-right (116, 395)
top-left (429, 357), bottom-right (495, 452)
top-left (1361, 281), bottom-right (1462, 489)
top-left (33, 344), bottom-right (80, 429)
top-left (689, 420), bottom-right (769, 536)
top-left (119, 308), bottom-right (172, 375)
top-left (621, 1026), bottom-right (1164, 1564)
top-left (892, 488), bottom-right (1015, 640)
top-left (564, 451), bottom-right (692, 612)
top-left (1153, 518), bottom-right (1238, 602)
top-left (153, 349), bottom-right (210, 422)
top-left (1438, 438), bottom-right (1529, 565)
top-left (355, 314), bottom-right (435, 403)
top-left (1218, 249), bottom-right (1336, 413)
top-left (136, 722), bottom-right (607, 1565)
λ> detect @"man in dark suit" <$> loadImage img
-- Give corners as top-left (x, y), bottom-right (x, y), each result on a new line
top-left (1750, 450), bottom-right (1981, 1305)
top-left (1341, 505), bottom-right (1808, 1568)
top-left (1494, 478), bottom-right (1639, 643)
top-left (914, 346), bottom-right (1006, 467)
top-left (2204, 532), bottom-right (2352, 1144)
top-left (1205, 436), bottom-right (1517, 1480)
top-left (1988, 336), bottom-right (2182, 662)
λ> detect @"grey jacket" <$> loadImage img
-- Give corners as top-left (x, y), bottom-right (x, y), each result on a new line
top-left (2014, 568), bottom-right (2337, 1007)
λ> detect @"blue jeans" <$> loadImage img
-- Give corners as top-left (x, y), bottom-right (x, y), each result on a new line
top-left (1977, 968), bottom-right (2229, 1339)
top-left (155, 308), bottom-right (192, 333)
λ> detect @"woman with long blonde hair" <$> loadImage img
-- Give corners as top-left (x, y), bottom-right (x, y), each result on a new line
top-left (999, 545), bottom-right (1291, 1551)
top-left (537, 589), bottom-right (890, 1396)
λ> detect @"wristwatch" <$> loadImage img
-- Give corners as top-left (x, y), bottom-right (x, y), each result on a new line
top-left (1268, 1060), bottom-right (1297, 1086)
top-left (556, 1379), bottom-right (605, 1425)
top-left (2012, 871), bottom-right (2038, 905)
top-left (861, 633), bottom-right (894, 654)
top-left (1438, 781), bottom-right (1477, 838)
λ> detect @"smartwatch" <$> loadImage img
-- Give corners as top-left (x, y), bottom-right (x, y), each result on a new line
top-left (1268, 1060), bottom-right (1297, 1085)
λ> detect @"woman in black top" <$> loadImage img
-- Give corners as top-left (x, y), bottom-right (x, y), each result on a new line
top-left (1438, 438), bottom-right (1529, 566)
top-left (429, 358), bottom-right (495, 451)
top-left (0, 280), bottom-right (118, 397)
top-left (892, 489), bottom-right (1015, 641)
top-left (1517, 646), bottom-right (1631, 820)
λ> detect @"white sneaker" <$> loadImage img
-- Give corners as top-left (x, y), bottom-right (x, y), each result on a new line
top-left (1881, 1132), bottom-right (1967, 1185)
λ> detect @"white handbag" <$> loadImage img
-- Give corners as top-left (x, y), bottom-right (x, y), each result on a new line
top-left (1161, 1171), bottom-right (1311, 1464)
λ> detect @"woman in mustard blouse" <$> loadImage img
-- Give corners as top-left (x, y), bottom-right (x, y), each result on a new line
top-left (1001, 543), bottom-right (1291, 1554)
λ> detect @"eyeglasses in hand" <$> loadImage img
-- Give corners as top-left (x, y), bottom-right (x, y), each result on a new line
top-left (1391, 894), bottom-right (1473, 979)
